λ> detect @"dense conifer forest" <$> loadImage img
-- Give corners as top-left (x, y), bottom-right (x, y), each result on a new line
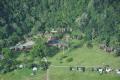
top-left (0, 0), bottom-right (120, 48)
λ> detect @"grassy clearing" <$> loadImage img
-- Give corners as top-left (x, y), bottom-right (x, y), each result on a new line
top-left (49, 45), bottom-right (120, 68)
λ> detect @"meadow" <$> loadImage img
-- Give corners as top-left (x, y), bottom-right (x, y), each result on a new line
top-left (0, 44), bottom-right (120, 80)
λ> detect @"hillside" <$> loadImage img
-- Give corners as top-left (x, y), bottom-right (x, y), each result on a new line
top-left (0, 45), bottom-right (120, 80)
top-left (0, 0), bottom-right (120, 80)
top-left (0, 0), bottom-right (120, 49)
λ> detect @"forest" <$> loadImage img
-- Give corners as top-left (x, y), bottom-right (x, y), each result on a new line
top-left (0, 0), bottom-right (120, 49)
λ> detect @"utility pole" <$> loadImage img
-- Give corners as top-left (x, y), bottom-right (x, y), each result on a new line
top-left (46, 69), bottom-right (49, 80)
top-left (63, 46), bottom-right (64, 55)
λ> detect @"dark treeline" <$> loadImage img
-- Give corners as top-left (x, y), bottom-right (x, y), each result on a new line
top-left (0, 0), bottom-right (120, 49)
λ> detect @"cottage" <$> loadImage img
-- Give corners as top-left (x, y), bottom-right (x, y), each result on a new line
top-left (47, 39), bottom-right (68, 49)
top-left (47, 39), bottom-right (60, 47)
top-left (10, 41), bottom-right (35, 51)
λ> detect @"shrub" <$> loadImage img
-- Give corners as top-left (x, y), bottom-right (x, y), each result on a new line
top-left (86, 41), bottom-right (93, 48)
top-left (40, 61), bottom-right (51, 70)
top-left (59, 60), bottom-right (63, 63)
top-left (71, 40), bottom-right (84, 49)
top-left (61, 55), bottom-right (68, 59)
top-left (66, 57), bottom-right (73, 62)
top-left (47, 46), bottom-right (59, 57)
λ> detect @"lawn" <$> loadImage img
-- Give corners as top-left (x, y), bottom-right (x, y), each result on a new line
top-left (0, 44), bottom-right (120, 80)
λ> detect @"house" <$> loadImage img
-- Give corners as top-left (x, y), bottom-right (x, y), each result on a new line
top-left (22, 41), bottom-right (35, 50)
top-left (47, 39), bottom-right (60, 47)
top-left (47, 39), bottom-right (68, 48)
top-left (10, 41), bottom-right (35, 51)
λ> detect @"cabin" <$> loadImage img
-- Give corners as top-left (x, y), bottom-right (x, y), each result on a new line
top-left (10, 41), bottom-right (35, 51)
top-left (47, 39), bottom-right (60, 47)
top-left (47, 39), bottom-right (68, 48)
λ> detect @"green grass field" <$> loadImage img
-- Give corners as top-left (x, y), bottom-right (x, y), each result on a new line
top-left (48, 45), bottom-right (120, 80)
top-left (50, 45), bottom-right (120, 68)
top-left (0, 45), bottom-right (120, 80)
